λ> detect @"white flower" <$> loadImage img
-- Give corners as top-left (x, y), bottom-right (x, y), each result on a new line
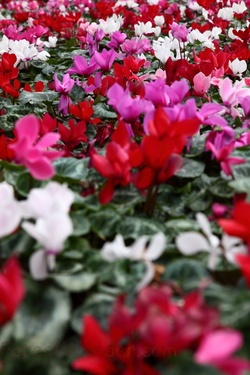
top-left (218, 7), bottom-right (234, 21)
top-left (153, 36), bottom-right (174, 64)
top-left (101, 233), bottom-right (166, 290)
top-left (176, 213), bottom-right (247, 270)
top-left (154, 15), bottom-right (165, 27)
top-left (101, 234), bottom-right (131, 261)
top-left (232, 1), bottom-right (247, 14)
top-left (0, 36), bottom-right (50, 69)
top-left (0, 182), bottom-right (22, 238)
top-left (134, 21), bottom-right (160, 37)
top-left (22, 213), bottom-right (73, 251)
top-left (98, 14), bottom-right (123, 34)
top-left (229, 58), bottom-right (247, 77)
top-left (44, 36), bottom-right (58, 48)
top-left (23, 213), bottom-right (73, 280)
top-left (114, 0), bottom-right (138, 8)
top-left (147, 0), bottom-right (160, 4)
top-left (20, 182), bottom-right (75, 219)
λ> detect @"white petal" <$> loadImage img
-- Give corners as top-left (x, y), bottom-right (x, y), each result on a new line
top-left (29, 250), bottom-right (48, 280)
top-left (176, 232), bottom-right (210, 255)
top-left (196, 212), bottom-right (212, 238)
top-left (22, 213), bottom-right (73, 251)
top-left (129, 236), bottom-right (149, 260)
top-left (101, 234), bottom-right (130, 261)
top-left (145, 233), bottom-right (166, 261)
top-left (136, 261), bottom-right (155, 291)
top-left (207, 247), bottom-right (221, 270)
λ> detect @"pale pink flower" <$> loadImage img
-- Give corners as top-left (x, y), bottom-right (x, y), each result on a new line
top-left (193, 72), bottom-right (211, 94)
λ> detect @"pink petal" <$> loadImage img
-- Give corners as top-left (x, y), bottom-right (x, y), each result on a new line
top-left (28, 157), bottom-right (55, 180)
top-left (15, 115), bottom-right (39, 143)
top-left (195, 330), bottom-right (243, 364)
top-left (37, 133), bottom-right (60, 148)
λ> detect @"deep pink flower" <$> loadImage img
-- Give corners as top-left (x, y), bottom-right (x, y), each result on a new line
top-left (54, 73), bottom-right (74, 115)
top-left (9, 114), bottom-right (63, 180)
top-left (93, 49), bottom-right (116, 71)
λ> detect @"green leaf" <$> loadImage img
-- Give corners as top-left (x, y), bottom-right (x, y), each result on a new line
top-left (13, 282), bottom-right (71, 351)
top-left (71, 293), bottom-right (115, 334)
top-left (19, 91), bottom-right (59, 105)
top-left (54, 157), bottom-right (89, 181)
top-left (89, 208), bottom-right (121, 238)
top-left (93, 103), bottom-right (117, 119)
top-left (117, 216), bottom-right (166, 239)
top-left (176, 158), bottom-right (205, 178)
top-left (163, 258), bottom-right (209, 290)
top-left (15, 171), bottom-right (43, 197)
top-left (229, 177), bottom-right (250, 199)
top-left (52, 272), bottom-right (96, 292)
top-left (71, 211), bottom-right (91, 236)
top-left (209, 178), bottom-right (234, 198)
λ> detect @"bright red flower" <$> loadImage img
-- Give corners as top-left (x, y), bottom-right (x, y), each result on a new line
top-left (218, 201), bottom-right (250, 243)
top-left (69, 101), bottom-right (94, 122)
top-left (0, 257), bottom-right (25, 326)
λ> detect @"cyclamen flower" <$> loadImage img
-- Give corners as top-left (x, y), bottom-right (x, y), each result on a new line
top-left (107, 83), bottom-right (153, 122)
top-left (67, 55), bottom-right (97, 76)
top-left (229, 58), bottom-right (247, 77)
top-left (93, 49), bottom-right (117, 71)
top-left (9, 114), bottom-right (63, 180)
top-left (195, 330), bottom-right (250, 375)
top-left (0, 182), bottom-right (22, 237)
top-left (0, 257), bottom-right (25, 326)
top-left (20, 182), bottom-right (75, 219)
top-left (176, 213), bottom-right (247, 269)
top-left (22, 213), bottom-right (73, 280)
top-left (101, 233), bottom-right (166, 290)
top-left (54, 73), bottom-right (75, 115)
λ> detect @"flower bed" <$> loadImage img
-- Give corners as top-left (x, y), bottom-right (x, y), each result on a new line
top-left (0, 0), bottom-right (250, 374)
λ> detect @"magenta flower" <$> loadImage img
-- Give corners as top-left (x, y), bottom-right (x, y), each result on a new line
top-left (206, 141), bottom-right (245, 176)
top-left (93, 49), bottom-right (116, 71)
top-left (54, 73), bottom-right (75, 115)
top-left (67, 55), bottom-right (97, 76)
top-left (107, 83), bottom-right (153, 123)
top-left (9, 115), bottom-right (63, 180)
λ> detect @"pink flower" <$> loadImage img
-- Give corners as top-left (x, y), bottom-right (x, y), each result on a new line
top-left (193, 72), bottom-right (211, 95)
top-left (9, 114), bottom-right (63, 180)
top-left (195, 330), bottom-right (250, 375)
top-left (93, 49), bottom-right (116, 71)
top-left (206, 141), bottom-right (245, 176)
top-left (54, 73), bottom-right (74, 115)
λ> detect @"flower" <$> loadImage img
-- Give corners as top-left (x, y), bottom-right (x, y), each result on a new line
top-left (20, 182), bottom-right (75, 219)
top-left (229, 58), bottom-right (247, 77)
top-left (195, 330), bottom-right (250, 375)
top-left (54, 73), bottom-right (75, 115)
top-left (9, 114), bottom-right (63, 180)
top-left (101, 233), bottom-right (166, 290)
top-left (176, 213), bottom-right (247, 269)
top-left (0, 182), bottom-right (22, 237)
top-left (22, 212), bottom-right (73, 280)
top-left (0, 257), bottom-right (25, 326)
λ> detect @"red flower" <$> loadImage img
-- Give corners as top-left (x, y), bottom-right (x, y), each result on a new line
top-left (69, 101), bottom-right (94, 122)
top-left (218, 201), bottom-right (250, 243)
top-left (0, 257), bottom-right (25, 326)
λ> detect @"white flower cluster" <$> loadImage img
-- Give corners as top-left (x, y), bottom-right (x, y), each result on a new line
top-left (98, 14), bottom-right (124, 34)
top-left (101, 232), bottom-right (166, 290)
top-left (0, 181), bottom-right (74, 280)
top-left (0, 35), bottom-right (50, 69)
